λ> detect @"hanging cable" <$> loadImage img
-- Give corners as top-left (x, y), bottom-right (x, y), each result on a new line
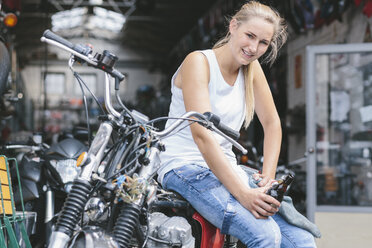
top-left (145, 116), bottom-right (204, 126)
top-left (41, 1), bottom-right (49, 134)
top-left (73, 72), bottom-right (105, 114)
top-left (115, 89), bottom-right (136, 122)
top-left (75, 74), bottom-right (91, 146)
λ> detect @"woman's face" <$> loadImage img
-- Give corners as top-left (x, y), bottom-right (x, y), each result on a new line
top-left (229, 17), bottom-right (274, 65)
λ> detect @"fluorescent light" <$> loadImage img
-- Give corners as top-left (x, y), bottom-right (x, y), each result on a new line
top-left (51, 6), bottom-right (125, 33)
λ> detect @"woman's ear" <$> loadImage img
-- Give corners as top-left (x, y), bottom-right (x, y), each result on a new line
top-left (229, 18), bottom-right (238, 35)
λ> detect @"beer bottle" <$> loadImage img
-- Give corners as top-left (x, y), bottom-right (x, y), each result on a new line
top-left (266, 173), bottom-right (294, 202)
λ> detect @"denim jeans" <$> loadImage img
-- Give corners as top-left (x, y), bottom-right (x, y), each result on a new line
top-left (162, 164), bottom-right (316, 248)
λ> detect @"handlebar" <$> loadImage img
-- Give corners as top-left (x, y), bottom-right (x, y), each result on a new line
top-left (3, 143), bottom-right (50, 151)
top-left (41, 30), bottom-right (125, 82)
top-left (43, 30), bottom-right (92, 56)
top-left (203, 112), bottom-right (240, 141)
top-left (41, 29), bottom-right (125, 120)
top-left (40, 29), bottom-right (246, 154)
top-left (151, 112), bottom-right (206, 138)
top-left (104, 74), bottom-right (121, 119)
top-left (150, 111), bottom-right (247, 154)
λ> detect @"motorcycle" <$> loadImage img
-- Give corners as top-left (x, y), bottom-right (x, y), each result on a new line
top-left (0, 12), bottom-right (12, 120)
top-left (4, 133), bottom-right (87, 247)
top-left (40, 29), bottom-right (257, 248)
top-left (0, 6), bottom-right (19, 121)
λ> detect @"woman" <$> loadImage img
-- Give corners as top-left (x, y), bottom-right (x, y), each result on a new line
top-left (158, 1), bottom-right (316, 247)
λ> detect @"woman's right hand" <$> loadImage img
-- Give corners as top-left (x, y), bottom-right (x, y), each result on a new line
top-left (237, 186), bottom-right (281, 219)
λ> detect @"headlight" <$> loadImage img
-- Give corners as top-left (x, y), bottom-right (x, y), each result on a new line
top-left (50, 159), bottom-right (81, 184)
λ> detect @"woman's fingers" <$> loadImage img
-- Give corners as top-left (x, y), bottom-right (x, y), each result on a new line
top-left (254, 212), bottom-right (268, 219)
top-left (255, 198), bottom-right (279, 216)
top-left (252, 173), bottom-right (262, 181)
top-left (258, 176), bottom-right (269, 187)
top-left (254, 174), bottom-right (276, 187)
top-left (261, 198), bottom-right (280, 214)
top-left (263, 192), bottom-right (281, 209)
top-left (251, 207), bottom-right (268, 219)
top-left (240, 187), bottom-right (280, 219)
top-left (250, 189), bottom-right (280, 218)
top-left (258, 176), bottom-right (278, 187)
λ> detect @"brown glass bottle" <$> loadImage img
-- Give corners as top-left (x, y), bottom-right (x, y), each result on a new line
top-left (266, 174), bottom-right (294, 202)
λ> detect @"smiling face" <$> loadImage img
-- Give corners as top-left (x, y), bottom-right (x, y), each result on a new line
top-left (228, 17), bottom-right (274, 66)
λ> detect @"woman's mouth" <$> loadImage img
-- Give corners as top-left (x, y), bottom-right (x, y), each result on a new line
top-left (242, 49), bottom-right (254, 59)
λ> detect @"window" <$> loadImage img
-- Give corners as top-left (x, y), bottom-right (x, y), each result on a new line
top-left (45, 73), bottom-right (65, 95)
top-left (74, 73), bottom-right (97, 96)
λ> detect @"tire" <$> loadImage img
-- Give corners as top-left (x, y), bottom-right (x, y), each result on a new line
top-left (0, 40), bottom-right (10, 96)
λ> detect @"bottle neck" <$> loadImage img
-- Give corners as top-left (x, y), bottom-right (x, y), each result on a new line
top-left (283, 174), bottom-right (294, 185)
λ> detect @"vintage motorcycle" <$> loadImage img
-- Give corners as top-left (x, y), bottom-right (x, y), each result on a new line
top-left (0, 14), bottom-right (11, 120)
top-left (0, 6), bottom-right (19, 121)
top-left (4, 133), bottom-right (87, 247)
top-left (41, 29), bottom-right (251, 248)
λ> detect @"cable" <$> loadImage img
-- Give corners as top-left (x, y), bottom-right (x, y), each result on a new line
top-left (89, 143), bottom-right (119, 195)
top-left (107, 141), bottom-right (147, 180)
top-left (123, 154), bottom-right (141, 176)
top-left (109, 144), bottom-right (145, 180)
top-left (159, 122), bottom-right (194, 140)
top-left (146, 116), bottom-right (206, 126)
top-left (73, 72), bottom-right (105, 114)
top-left (107, 119), bottom-right (196, 180)
top-left (89, 131), bottom-right (136, 194)
top-left (141, 211), bottom-right (150, 248)
top-left (147, 236), bottom-right (182, 247)
top-left (121, 133), bottom-right (141, 166)
top-left (75, 74), bottom-right (91, 146)
top-left (115, 90), bottom-right (137, 123)
top-left (68, 231), bottom-right (81, 248)
top-left (109, 128), bottom-right (140, 177)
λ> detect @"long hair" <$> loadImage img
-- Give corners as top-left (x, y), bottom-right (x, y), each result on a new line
top-left (213, 1), bottom-right (287, 128)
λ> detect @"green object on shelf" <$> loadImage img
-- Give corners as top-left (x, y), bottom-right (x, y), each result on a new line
top-left (0, 217), bottom-right (6, 247)
top-left (0, 155), bottom-right (32, 248)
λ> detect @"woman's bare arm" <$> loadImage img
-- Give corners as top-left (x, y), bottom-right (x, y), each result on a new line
top-left (251, 60), bottom-right (282, 186)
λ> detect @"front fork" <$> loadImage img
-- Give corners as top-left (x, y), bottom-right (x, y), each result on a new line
top-left (111, 148), bottom-right (160, 248)
top-left (48, 122), bottom-right (113, 248)
top-left (45, 187), bottom-right (55, 223)
top-left (44, 187), bottom-right (54, 246)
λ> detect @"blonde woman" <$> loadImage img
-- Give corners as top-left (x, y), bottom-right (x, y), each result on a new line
top-left (158, 1), bottom-right (316, 247)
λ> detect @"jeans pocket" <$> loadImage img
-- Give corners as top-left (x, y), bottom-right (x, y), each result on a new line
top-left (173, 164), bottom-right (222, 192)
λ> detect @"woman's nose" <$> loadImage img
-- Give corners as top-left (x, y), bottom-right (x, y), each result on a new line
top-left (248, 40), bottom-right (259, 54)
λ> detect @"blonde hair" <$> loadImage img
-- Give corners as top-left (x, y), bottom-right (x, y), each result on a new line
top-left (213, 1), bottom-right (287, 128)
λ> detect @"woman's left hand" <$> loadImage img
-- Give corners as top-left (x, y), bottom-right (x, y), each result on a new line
top-left (253, 173), bottom-right (276, 187)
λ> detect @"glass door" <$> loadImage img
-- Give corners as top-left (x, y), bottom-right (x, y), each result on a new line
top-left (306, 43), bottom-right (372, 221)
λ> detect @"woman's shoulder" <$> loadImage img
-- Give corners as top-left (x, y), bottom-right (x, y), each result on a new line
top-left (177, 51), bottom-right (211, 87)
top-left (184, 50), bottom-right (209, 63)
top-left (180, 51), bottom-right (210, 72)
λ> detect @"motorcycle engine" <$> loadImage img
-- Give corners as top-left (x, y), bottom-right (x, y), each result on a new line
top-left (146, 212), bottom-right (195, 248)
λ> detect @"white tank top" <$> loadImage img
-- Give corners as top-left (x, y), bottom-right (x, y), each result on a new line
top-left (157, 49), bottom-right (246, 184)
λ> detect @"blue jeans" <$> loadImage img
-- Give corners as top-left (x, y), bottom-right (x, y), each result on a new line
top-left (162, 164), bottom-right (316, 248)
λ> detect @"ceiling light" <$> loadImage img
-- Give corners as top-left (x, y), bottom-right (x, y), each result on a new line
top-left (89, 0), bottom-right (103, 5)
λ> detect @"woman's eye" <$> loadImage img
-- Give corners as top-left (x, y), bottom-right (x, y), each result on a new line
top-left (246, 33), bottom-right (253, 38)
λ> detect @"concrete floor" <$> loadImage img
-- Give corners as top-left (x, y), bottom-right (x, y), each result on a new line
top-left (315, 212), bottom-right (372, 248)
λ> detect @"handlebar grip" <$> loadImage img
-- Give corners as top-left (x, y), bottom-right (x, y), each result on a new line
top-left (43, 29), bottom-right (91, 56)
top-left (203, 112), bottom-right (240, 141)
top-left (43, 29), bottom-right (74, 50)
